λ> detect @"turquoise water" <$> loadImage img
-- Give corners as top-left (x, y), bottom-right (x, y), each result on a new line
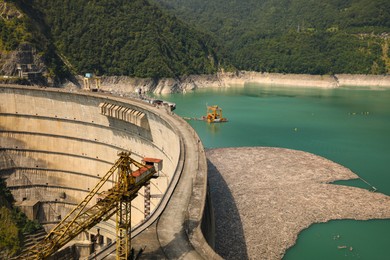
top-left (286, 219), bottom-right (390, 260)
top-left (157, 84), bottom-right (390, 259)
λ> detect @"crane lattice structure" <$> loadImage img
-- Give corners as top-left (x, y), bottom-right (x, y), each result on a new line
top-left (18, 151), bottom-right (159, 260)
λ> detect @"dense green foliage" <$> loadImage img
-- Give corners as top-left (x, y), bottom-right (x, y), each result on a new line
top-left (0, 0), bottom-right (73, 81)
top-left (0, 178), bottom-right (41, 257)
top-left (155, 0), bottom-right (390, 74)
top-left (0, 12), bottom-right (31, 50)
top-left (2, 0), bottom-right (389, 79)
top-left (13, 0), bottom-right (224, 78)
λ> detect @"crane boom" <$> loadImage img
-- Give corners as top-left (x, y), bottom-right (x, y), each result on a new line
top-left (18, 152), bottom-right (158, 259)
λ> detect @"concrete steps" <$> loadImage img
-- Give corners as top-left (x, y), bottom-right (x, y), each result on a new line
top-left (20, 227), bottom-right (47, 253)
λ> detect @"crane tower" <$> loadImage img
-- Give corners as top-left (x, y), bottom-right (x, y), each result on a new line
top-left (18, 151), bottom-right (160, 259)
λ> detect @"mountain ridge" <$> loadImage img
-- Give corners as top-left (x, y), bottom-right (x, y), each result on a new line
top-left (154, 0), bottom-right (390, 75)
top-left (0, 0), bottom-right (389, 85)
top-left (0, 0), bottom-right (228, 85)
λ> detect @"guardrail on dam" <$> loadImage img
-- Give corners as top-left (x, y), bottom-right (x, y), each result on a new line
top-left (0, 85), bottom-right (220, 259)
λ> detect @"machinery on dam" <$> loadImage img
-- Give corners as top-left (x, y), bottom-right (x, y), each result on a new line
top-left (83, 73), bottom-right (101, 91)
top-left (203, 105), bottom-right (228, 123)
top-left (183, 105), bottom-right (228, 123)
top-left (18, 151), bottom-right (161, 260)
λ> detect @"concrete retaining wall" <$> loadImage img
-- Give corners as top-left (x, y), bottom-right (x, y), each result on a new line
top-left (0, 85), bottom-right (218, 260)
top-left (0, 86), bottom-right (180, 243)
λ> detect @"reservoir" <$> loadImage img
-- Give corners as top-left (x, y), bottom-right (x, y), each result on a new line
top-left (157, 84), bottom-right (390, 259)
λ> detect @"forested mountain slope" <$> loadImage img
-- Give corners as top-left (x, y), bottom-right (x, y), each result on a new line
top-left (1, 0), bottom-right (389, 83)
top-left (1, 0), bottom-right (226, 81)
top-left (155, 0), bottom-right (390, 74)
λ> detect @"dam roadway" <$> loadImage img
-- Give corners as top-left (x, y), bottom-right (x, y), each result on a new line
top-left (0, 85), bottom-right (220, 259)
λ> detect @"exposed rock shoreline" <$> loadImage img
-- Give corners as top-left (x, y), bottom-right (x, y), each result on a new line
top-left (80, 72), bottom-right (390, 95)
top-left (206, 147), bottom-right (390, 260)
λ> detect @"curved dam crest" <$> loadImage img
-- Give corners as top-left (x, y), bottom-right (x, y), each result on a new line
top-left (0, 85), bottom-right (214, 259)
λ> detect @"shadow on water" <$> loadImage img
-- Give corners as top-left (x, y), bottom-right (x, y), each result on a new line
top-left (207, 159), bottom-right (249, 260)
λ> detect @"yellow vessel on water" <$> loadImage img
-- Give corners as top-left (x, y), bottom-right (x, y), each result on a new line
top-left (203, 105), bottom-right (228, 123)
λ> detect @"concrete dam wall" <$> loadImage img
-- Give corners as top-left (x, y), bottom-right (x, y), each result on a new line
top-left (0, 85), bottom-right (215, 259)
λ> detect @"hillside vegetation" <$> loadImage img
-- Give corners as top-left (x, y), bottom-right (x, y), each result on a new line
top-left (1, 0), bottom-right (389, 82)
top-left (0, 0), bottom-right (72, 81)
top-left (0, 178), bottom-right (41, 258)
top-left (0, 1), bottom-right (31, 50)
top-left (155, 0), bottom-right (390, 74)
top-left (8, 0), bottom-right (225, 79)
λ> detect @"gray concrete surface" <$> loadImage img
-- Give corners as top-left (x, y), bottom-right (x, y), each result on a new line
top-left (0, 85), bottom-right (215, 259)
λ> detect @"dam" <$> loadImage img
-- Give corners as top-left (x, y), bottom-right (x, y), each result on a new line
top-left (2, 84), bottom-right (390, 259)
top-left (0, 85), bottom-right (217, 259)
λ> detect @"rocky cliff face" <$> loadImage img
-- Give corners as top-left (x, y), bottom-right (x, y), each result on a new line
top-left (1, 44), bottom-right (45, 75)
top-left (0, 44), bottom-right (47, 85)
top-left (81, 74), bottom-right (224, 95)
top-left (83, 72), bottom-right (390, 96)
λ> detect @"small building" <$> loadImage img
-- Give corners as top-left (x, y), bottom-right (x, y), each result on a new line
top-left (15, 199), bottom-right (40, 221)
top-left (16, 64), bottom-right (42, 80)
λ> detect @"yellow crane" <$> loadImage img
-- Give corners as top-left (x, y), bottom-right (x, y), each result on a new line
top-left (18, 151), bottom-right (159, 260)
